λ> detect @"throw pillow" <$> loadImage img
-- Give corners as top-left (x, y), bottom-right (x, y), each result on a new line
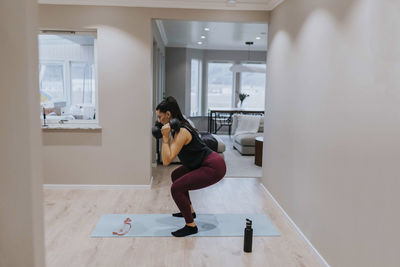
top-left (235, 115), bottom-right (261, 134)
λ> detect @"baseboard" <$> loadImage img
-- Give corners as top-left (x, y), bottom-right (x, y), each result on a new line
top-left (259, 183), bottom-right (330, 267)
top-left (44, 181), bottom-right (153, 190)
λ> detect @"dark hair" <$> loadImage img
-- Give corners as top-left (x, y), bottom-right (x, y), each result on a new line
top-left (156, 96), bottom-right (198, 135)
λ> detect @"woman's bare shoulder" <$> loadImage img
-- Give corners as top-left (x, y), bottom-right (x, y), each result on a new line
top-left (178, 127), bottom-right (192, 145)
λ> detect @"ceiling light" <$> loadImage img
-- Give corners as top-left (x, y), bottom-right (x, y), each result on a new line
top-left (204, 28), bottom-right (210, 31)
top-left (256, 37), bottom-right (261, 40)
top-left (197, 41), bottom-right (203, 45)
top-left (227, 0), bottom-right (236, 4)
top-left (201, 36), bottom-right (206, 39)
top-left (229, 41), bottom-right (266, 73)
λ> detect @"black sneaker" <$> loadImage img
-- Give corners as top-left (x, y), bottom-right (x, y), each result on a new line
top-left (171, 225), bottom-right (198, 237)
top-left (172, 212), bottom-right (196, 218)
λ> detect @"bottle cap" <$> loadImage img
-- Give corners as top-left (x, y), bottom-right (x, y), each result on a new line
top-left (246, 218), bottom-right (252, 227)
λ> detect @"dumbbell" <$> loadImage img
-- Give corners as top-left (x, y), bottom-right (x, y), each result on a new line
top-left (152, 121), bottom-right (163, 139)
top-left (170, 118), bottom-right (181, 135)
top-left (151, 119), bottom-right (181, 139)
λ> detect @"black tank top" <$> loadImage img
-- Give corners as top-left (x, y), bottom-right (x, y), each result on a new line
top-left (176, 124), bottom-right (212, 171)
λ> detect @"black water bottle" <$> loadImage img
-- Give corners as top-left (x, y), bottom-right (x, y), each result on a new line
top-left (243, 218), bottom-right (253, 253)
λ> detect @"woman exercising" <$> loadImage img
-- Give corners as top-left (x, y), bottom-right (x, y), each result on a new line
top-left (156, 96), bottom-right (226, 237)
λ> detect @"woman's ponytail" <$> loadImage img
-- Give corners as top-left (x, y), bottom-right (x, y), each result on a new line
top-left (156, 96), bottom-right (199, 135)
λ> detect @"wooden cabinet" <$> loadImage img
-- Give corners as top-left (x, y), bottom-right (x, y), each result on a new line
top-left (254, 136), bottom-right (263, 167)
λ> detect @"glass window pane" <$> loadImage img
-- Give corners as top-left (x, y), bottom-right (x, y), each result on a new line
top-left (207, 62), bottom-right (233, 109)
top-left (71, 62), bottom-right (95, 106)
top-left (39, 63), bottom-right (64, 103)
top-left (240, 63), bottom-right (266, 109)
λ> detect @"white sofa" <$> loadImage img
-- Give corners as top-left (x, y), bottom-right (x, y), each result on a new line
top-left (232, 114), bottom-right (264, 155)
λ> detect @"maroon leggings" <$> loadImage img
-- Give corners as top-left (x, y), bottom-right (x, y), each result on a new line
top-left (171, 151), bottom-right (226, 223)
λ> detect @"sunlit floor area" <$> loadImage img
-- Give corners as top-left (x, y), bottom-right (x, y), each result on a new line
top-left (44, 166), bottom-right (323, 267)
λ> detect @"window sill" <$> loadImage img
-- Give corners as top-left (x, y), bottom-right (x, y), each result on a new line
top-left (41, 123), bottom-right (102, 131)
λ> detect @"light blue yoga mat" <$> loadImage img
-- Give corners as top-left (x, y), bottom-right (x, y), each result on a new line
top-left (91, 214), bottom-right (279, 237)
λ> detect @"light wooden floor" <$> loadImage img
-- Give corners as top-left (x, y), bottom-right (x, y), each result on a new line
top-left (44, 165), bottom-right (324, 267)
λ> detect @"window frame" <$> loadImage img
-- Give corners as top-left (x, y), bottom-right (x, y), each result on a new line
top-left (238, 61), bottom-right (267, 110)
top-left (69, 60), bottom-right (96, 107)
top-left (190, 58), bottom-right (202, 117)
top-left (206, 60), bottom-right (236, 110)
top-left (38, 30), bottom-right (99, 125)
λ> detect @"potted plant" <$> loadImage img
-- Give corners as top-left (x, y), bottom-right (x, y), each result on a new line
top-left (238, 93), bottom-right (250, 108)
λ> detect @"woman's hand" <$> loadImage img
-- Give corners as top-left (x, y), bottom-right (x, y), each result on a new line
top-left (161, 123), bottom-right (171, 137)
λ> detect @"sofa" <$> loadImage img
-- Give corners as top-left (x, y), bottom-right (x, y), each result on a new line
top-left (232, 114), bottom-right (264, 155)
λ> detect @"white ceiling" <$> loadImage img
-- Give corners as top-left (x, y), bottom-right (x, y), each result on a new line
top-left (38, 0), bottom-right (285, 11)
top-left (157, 20), bottom-right (268, 51)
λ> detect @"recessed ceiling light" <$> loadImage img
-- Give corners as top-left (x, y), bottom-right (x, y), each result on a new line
top-left (204, 28), bottom-right (210, 31)
top-left (197, 41), bottom-right (203, 45)
top-left (201, 36), bottom-right (206, 39)
top-left (256, 37), bottom-right (261, 40)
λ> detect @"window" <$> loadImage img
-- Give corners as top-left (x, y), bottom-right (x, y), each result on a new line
top-left (70, 62), bottom-right (95, 106)
top-left (190, 59), bottom-right (202, 116)
top-left (207, 62), bottom-right (234, 109)
top-left (38, 33), bottom-right (97, 122)
top-left (240, 63), bottom-right (266, 109)
top-left (39, 62), bottom-right (65, 101)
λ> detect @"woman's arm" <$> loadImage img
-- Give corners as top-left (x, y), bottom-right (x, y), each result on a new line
top-left (161, 126), bottom-right (191, 166)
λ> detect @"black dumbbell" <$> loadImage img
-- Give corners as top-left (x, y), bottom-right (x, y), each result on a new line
top-left (170, 118), bottom-right (181, 135)
top-left (152, 119), bottom-right (181, 139)
top-left (152, 121), bottom-right (163, 139)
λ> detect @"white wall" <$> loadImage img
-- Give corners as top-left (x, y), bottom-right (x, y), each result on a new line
top-left (165, 47), bottom-right (188, 113)
top-left (39, 5), bottom-right (269, 185)
top-left (264, 0), bottom-right (400, 266)
top-left (0, 0), bottom-right (45, 266)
